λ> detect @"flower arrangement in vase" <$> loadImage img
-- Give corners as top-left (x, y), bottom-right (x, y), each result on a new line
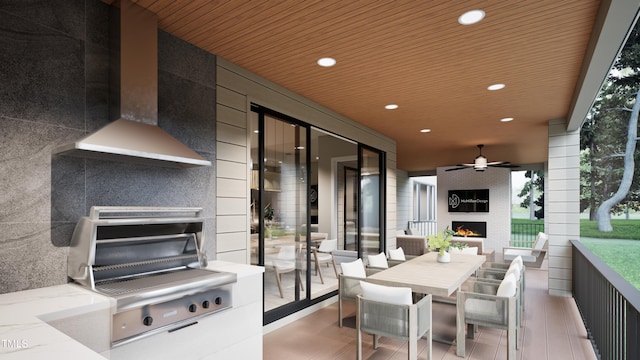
top-left (428, 226), bottom-right (455, 263)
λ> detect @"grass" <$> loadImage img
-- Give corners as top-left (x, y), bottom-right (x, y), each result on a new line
top-left (580, 219), bottom-right (640, 239)
top-left (511, 217), bottom-right (640, 291)
top-left (580, 238), bottom-right (640, 290)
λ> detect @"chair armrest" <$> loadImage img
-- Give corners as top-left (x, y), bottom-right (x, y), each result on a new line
top-left (484, 262), bottom-right (510, 270)
top-left (502, 245), bottom-right (531, 251)
top-left (387, 259), bottom-right (405, 267)
top-left (365, 266), bottom-right (385, 276)
top-left (339, 273), bottom-right (365, 300)
top-left (466, 279), bottom-right (500, 295)
top-left (476, 268), bottom-right (508, 281)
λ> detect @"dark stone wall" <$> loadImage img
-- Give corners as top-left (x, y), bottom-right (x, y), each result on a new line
top-left (0, 0), bottom-right (217, 294)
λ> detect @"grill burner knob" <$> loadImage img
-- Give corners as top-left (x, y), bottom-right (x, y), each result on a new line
top-left (215, 297), bottom-right (222, 305)
top-left (202, 300), bottom-right (210, 309)
top-left (188, 304), bottom-right (198, 313)
top-left (143, 316), bottom-right (153, 326)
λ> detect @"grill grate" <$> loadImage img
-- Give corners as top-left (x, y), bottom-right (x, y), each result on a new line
top-left (95, 267), bottom-right (217, 296)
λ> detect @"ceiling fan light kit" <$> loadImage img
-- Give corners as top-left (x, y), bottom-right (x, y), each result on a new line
top-left (446, 144), bottom-right (519, 172)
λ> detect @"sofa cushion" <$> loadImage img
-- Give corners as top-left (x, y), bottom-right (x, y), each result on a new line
top-left (450, 246), bottom-right (479, 255)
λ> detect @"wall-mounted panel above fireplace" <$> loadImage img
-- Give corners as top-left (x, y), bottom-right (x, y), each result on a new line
top-left (448, 189), bottom-right (489, 212)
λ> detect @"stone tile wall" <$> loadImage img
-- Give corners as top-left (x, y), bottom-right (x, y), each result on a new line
top-left (0, 0), bottom-right (217, 294)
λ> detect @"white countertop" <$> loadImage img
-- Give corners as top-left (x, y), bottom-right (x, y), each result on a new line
top-left (0, 261), bottom-right (263, 359)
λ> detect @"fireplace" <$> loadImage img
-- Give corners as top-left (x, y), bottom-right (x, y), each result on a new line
top-left (451, 221), bottom-right (486, 238)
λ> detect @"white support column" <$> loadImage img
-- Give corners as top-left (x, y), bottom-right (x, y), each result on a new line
top-left (547, 119), bottom-right (581, 296)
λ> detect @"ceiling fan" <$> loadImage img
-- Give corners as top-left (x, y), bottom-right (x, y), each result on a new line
top-left (445, 144), bottom-right (519, 172)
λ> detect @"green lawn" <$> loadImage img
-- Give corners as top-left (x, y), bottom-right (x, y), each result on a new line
top-left (512, 218), bottom-right (640, 291)
top-left (580, 237), bottom-right (640, 290)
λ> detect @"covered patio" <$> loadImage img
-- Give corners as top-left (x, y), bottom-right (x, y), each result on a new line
top-left (264, 259), bottom-right (597, 359)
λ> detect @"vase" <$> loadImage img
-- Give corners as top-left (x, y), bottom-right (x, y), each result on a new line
top-left (437, 251), bottom-right (451, 263)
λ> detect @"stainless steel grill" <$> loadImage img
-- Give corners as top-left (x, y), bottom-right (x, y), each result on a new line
top-left (67, 206), bottom-right (236, 347)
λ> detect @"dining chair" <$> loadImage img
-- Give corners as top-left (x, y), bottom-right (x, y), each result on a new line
top-left (338, 258), bottom-right (367, 327)
top-left (357, 281), bottom-right (432, 360)
top-left (272, 245), bottom-right (303, 298)
top-left (312, 238), bottom-right (338, 283)
top-left (456, 274), bottom-right (520, 359)
top-left (366, 252), bottom-right (389, 272)
top-left (476, 262), bottom-right (525, 327)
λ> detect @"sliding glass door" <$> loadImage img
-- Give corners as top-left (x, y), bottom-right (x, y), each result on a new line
top-left (250, 105), bottom-right (386, 324)
top-left (250, 106), bottom-right (309, 317)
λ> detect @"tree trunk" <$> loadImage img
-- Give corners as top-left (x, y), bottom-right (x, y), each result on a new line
top-left (589, 141), bottom-right (597, 220)
top-left (596, 90), bottom-right (640, 231)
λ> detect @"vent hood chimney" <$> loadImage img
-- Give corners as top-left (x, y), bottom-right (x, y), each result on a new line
top-left (54, 0), bottom-right (211, 168)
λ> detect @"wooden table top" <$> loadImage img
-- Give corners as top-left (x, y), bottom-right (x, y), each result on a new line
top-left (366, 252), bottom-right (485, 297)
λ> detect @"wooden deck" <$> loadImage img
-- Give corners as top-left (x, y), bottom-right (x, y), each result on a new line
top-left (264, 266), bottom-right (598, 359)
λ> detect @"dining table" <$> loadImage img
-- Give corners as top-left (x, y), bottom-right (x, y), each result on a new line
top-left (366, 251), bottom-right (485, 297)
top-left (366, 251), bottom-right (486, 345)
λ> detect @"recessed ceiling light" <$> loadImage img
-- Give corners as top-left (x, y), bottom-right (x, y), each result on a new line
top-left (500, 117), bottom-right (514, 122)
top-left (420, 129), bottom-right (431, 133)
top-left (487, 83), bottom-right (505, 91)
top-left (317, 57), bottom-right (336, 67)
top-left (458, 10), bottom-right (485, 25)
top-left (385, 104), bottom-right (399, 110)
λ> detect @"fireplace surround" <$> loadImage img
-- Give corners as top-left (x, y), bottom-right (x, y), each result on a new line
top-left (451, 221), bottom-right (486, 238)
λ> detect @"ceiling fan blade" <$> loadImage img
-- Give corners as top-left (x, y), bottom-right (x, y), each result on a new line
top-left (445, 166), bottom-right (470, 171)
top-left (488, 163), bottom-right (520, 168)
top-left (486, 161), bottom-right (507, 165)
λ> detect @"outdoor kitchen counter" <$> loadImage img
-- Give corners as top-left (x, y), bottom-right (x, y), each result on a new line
top-left (0, 284), bottom-right (112, 359)
top-left (0, 261), bottom-right (264, 360)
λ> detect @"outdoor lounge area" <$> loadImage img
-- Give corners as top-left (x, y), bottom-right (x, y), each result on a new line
top-left (264, 255), bottom-right (598, 360)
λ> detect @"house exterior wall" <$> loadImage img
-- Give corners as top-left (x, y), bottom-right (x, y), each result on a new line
top-left (215, 57), bottom-right (398, 262)
top-left (547, 119), bottom-right (581, 296)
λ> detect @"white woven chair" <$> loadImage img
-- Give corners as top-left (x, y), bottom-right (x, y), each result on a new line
top-left (312, 238), bottom-right (338, 283)
top-left (503, 232), bottom-right (548, 268)
top-left (338, 258), bottom-right (367, 327)
top-left (357, 281), bottom-right (432, 360)
top-left (456, 274), bottom-right (520, 359)
top-left (476, 261), bottom-right (525, 327)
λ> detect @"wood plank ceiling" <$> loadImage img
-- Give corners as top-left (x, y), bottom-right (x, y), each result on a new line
top-left (112, 0), bottom-right (602, 172)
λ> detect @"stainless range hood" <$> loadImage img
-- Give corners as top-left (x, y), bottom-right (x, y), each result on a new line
top-left (54, 0), bottom-right (211, 168)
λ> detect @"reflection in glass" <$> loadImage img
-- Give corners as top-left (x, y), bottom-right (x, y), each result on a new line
top-left (360, 147), bottom-right (382, 257)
